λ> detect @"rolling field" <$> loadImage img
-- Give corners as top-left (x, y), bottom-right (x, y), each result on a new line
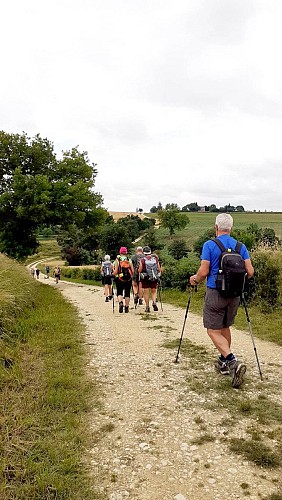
top-left (152, 211), bottom-right (282, 246)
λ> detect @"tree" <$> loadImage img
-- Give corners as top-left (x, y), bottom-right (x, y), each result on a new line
top-left (182, 202), bottom-right (200, 212)
top-left (208, 204), bottom-right (218, 212)
top-left (143, 226), bottom-right (163, 252)
top-left (0, 131), bottom-right (106, 260)
top-left (165, 203), bottom-right (180, 211)
top-left (168, 239), bottom-right (190, 260)
top-left (150, 205), bottom-right (158, 213)
top-left (158, 208), bottom-right (189, 237)
top-left (235, 205), bottom-right (245, 212)
top-left (100, 223), bottom-right (132, 260)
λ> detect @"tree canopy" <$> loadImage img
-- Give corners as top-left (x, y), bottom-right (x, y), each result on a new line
top-left (0, 131), bottom-right (107, 260)
top-left (158, 208), bottom-right (189, 237)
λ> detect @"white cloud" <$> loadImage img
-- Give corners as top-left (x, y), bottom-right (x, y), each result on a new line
top-left (1, 0), bottom-right (282, 212)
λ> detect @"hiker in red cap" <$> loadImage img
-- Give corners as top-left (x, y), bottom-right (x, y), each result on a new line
top-left (113, 247), bottom-right (134, 313)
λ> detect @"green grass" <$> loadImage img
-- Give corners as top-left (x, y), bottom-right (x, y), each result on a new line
top-left (160, 285), bottom-right (282, 346)
top-left (229, 438), bottom-right (281, 468)
top-left (154, 211), bottom-right (282, 246)
top-left (163, 336), bottom-right (282, 475)
top-left (25, 239), bottom-right (61, 265)
top-left (0, 254), bottom-right (100, 499)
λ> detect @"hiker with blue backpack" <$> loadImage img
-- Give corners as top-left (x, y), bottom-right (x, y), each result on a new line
top-left (138, 246), bottom-right (162, 313)
top-left (189, 213), bottom-right (254, 388)
top-left (113, 247), bottom-right (134, 313)
top-left (100, 255), bottom-right (114, 302)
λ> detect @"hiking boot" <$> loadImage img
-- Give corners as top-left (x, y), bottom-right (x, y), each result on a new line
top-left (105, 297), bottom-right (109, 302)
top-left (119, 302), bottom-right (124, 313)
top-left (214, 357), bottom-right (229, 375)
top-left (145, 306), bottom-right (150, 313)
top-left (138, 298), bottom-right (143, 305)
top-left (125, 306), bottom-right (129, 313)
top-left (227, 359), bottom-right (247, 388)
top-left (108, 295), bottom-right (113, 300)
top-left (152, 302), bottom-right (158, 311)
top-left (134, 294), bottom-right (139, 305)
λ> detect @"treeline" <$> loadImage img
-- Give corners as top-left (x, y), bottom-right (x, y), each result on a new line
top-left (150, 202), bottom-right (245, 213)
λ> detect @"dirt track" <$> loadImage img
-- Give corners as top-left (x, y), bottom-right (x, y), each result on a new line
top-left (39, 274), bottom-right (282, 500)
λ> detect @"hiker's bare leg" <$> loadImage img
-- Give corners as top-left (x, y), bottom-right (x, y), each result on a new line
top-left (118, 294), bottom-right (123, 304)
top-left (138, 282), bottom-right (143, 299)
top-left (207, 328), bottom-right (231, 358)
top-left (143, 288), bottom-right (149, 307)
top-left (125, 296), bottom-right (130, 306)
top-left (151, 288), bottom-right (157, 304)
top-left (132, 281), bottom-right (138, 295)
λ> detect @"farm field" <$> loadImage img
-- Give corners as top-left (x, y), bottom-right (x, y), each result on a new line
top-left (150, 211), bottom-right (282, 246)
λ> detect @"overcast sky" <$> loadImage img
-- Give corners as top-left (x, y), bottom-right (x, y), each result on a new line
top-left (1, 0), bottom-right (282, 212)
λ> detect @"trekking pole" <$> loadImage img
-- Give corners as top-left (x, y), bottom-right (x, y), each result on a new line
top-left (175, 285), bottom-right (196, 363)
top-left (241, 294), bottom-right (263, 381)
top-left (158, 279), bottom-right (163, 312)
top-left (112, 278), bottom-right (115, 314)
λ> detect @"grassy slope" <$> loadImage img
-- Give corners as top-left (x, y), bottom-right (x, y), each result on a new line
top-left (0, 254), bottom-right (99, 499)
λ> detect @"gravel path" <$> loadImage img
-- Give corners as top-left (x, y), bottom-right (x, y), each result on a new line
top-left (41, 275), bottom-right (282, 500)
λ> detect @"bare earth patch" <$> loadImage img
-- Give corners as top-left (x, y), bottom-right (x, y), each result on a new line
top-left (43, 276), bottom-right (282, 500)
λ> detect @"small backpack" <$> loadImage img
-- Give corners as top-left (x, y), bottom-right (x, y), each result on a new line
top-left (142, 255), bottom-right (159, 281)
top-left (102, 261), bottom-right (112, 277)
top-left (117, 257), bottom-right (132, 282)
top-left (132, 253), bottom-right (144, 270)
top-left (213, 238), bottom-right (246, 298)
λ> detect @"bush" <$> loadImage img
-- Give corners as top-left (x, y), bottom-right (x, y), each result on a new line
top-left (168, 239), bottom-right (190, 260)
top-left (250, 246), bottom-right (282, 312)
top-left (61, 266), bottom-right (102, 282)
top-left (161, 253), bottom-right (200, 290)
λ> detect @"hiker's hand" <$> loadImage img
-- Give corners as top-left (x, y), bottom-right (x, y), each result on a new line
top-left (190, 275), bottom-right (198, 286)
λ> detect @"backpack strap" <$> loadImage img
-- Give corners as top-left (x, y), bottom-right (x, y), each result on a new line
top-left (235, 241), bottom-right (242, 253)
top-left (212, 238), bottom-right (226, 252)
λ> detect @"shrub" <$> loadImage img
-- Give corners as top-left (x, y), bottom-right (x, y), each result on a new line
top-left (250, 246), bottom-right (282, 311)
top-left (168, 239), bottom-right (190, 260)
top-left (161, 254), bottom-right (200, 290)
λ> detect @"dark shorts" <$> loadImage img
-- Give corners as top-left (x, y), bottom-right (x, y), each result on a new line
top-left (132, 272), bottom-right (140, 284)
top-left (203, 288), bottom-right (240, 330)
top-left (103, 276), bottom-right (112, 286)
top-left (116, 279), bottom-right (132, 298)
top-left (141, 278), bottom-right (158, 290)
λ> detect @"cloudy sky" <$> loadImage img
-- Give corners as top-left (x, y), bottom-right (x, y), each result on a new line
top-left (1, 0), bottom-right (282, 212)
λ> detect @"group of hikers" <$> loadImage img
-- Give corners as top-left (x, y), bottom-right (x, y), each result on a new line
top-left (100, 245), bottom-right (162, 313)
top-left (100, 213), bottom-right (255, 389)
top-left (30, 213), bottom-right (254, 389)
top-left (30, 265), bottom-right (61, 283)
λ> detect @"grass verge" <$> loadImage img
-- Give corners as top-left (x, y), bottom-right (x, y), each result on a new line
top-left (0, 254), bottom-right (99, 499)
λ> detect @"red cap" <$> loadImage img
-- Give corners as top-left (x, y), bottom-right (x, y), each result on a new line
top-left (119, 246), bottom-right (127, 254)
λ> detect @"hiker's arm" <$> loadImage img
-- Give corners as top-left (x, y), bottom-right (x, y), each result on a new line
top-left (138, 261), bottom-right (143, 273)
top-left (189, 260), bottom-right (210, 286)
top-left (245, 258), bottom-right (254, 278)
top-left (112, 261), bottom-right (118, 276)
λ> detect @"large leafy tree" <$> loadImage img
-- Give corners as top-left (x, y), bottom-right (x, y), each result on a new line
top-left (158, 208), bottom-right (189, 237)
top-left (0, 131), bottom-right (106, 260)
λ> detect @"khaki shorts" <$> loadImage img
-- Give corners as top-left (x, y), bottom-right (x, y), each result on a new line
top-left (203, 288), bottom-right (240, 330)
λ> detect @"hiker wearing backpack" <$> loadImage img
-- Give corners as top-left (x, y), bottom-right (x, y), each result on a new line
top-left (189, 213), bottom-right (254, 388)
top-left (131, 246), bottom-right (144, 306)
top-left (100, 255), bottom-right (113, 302)
top-left (138, 246), bottom-right (161, 313)
top-left (113, 247), bottom-right (134, 313)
